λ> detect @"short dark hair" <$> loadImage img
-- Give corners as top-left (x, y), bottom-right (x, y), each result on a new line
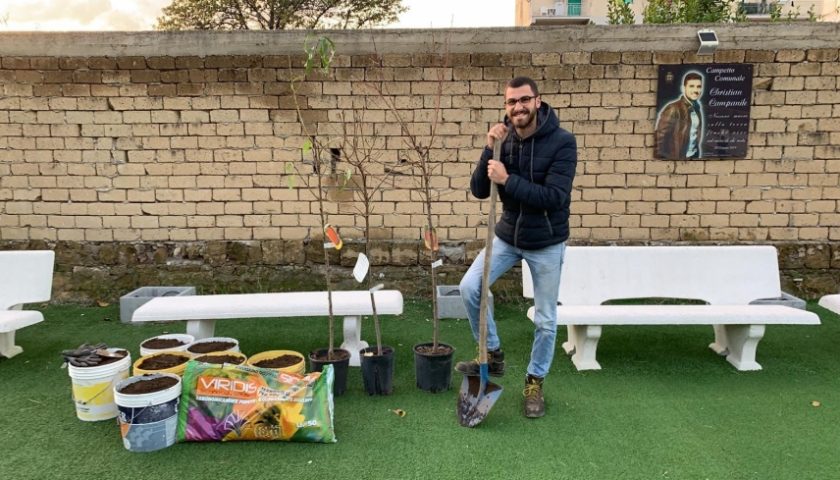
top-left (506, 76), bottom-right (539, 96)
top-left (683, 72), bottom-right (702, 86)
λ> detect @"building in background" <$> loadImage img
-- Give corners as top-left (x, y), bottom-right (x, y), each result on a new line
top-left (515, 0), bottom-right (840, 25)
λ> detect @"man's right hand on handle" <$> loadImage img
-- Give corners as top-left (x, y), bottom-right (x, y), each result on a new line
top-left (486, 123), bottom-right (509, 150)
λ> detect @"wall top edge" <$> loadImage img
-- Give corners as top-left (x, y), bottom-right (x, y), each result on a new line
top-left (0, 25), bottom-right (838, 57)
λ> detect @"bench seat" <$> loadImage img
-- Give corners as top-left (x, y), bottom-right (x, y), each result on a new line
top-left (526, 303), bottom-right (819, 370)
top-left (522, 246), bottom-right (820, 371)
top-left (0, 250), bottom-right (55, 359)
top-left (131, 290), bottom-right (403, 366)
top-left (0, 310), bottom-right (45, 333)
top-left (527, 304), bottom-right (819, 326)
top-left (818, 294), bottom-right (840, 314)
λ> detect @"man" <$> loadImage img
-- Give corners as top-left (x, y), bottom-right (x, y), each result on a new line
top-left (456, 77), bottom-right (577, 418)
top-left (655, 71), bottom-right (704, 159)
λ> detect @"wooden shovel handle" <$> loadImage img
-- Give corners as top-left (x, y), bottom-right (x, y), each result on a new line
top-left (478, 138), bottom-right (503, 364)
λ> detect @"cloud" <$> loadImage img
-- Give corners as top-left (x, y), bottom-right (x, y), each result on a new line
top-left (2, 0), bottom-right (171, 30)
top-left (8, 0), bottom-right (110, 23)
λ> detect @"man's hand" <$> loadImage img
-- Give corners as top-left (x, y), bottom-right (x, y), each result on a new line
top-left (486, 123), bottom-right (509, 149)
top-left (487, 159), bottom-right (509, 185)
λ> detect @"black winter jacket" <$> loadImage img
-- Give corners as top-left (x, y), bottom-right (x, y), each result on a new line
top-left (470, 101), bottom-right (577, 250)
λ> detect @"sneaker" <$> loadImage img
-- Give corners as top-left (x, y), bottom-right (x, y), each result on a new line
top-left (454, 349), bottom-right (505, 377)
top-left (523, 375), bottom-right (545, 418)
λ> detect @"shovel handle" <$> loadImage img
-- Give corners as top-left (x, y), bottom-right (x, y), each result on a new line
top-left (478, 137), bottom-right (503, 364)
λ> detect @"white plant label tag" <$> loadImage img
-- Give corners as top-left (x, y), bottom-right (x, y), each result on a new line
top-left (323, 242), bottom-right (334, 249)
top-left (431, 259), bottom-right (443, 269)
top-left (353, 253), bottom-right (370, 283)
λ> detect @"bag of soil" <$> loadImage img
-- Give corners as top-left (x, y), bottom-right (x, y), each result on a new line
top-left (176, 360), bottom-right (336, 443)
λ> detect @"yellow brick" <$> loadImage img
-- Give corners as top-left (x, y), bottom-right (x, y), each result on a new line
top-left (57, 229), bottom-right (85, 241)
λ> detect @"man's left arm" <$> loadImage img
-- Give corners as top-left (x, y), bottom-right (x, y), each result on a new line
top-left (501, 132), bottom-right (577, 210)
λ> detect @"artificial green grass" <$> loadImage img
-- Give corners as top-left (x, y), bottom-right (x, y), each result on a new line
top-left (1, 299), bottom-right (839, 479)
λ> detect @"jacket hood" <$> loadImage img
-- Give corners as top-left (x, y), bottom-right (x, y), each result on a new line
top-left (503, 101), bottom-right (559, 141)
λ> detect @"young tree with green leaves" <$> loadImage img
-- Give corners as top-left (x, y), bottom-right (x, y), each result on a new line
top-left (156, 0), bottom-right (406, 30)
top-left (289, 37), bottom-right (344, 361)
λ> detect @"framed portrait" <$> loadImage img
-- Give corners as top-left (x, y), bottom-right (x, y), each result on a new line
top-left (654, 64), bottom-right (753, 160)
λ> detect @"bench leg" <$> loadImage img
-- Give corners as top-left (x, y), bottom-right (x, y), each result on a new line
top-left (709, 324), bottom-right (730, 355)
top-left (340, 315), bottom-right (368, 368)
top-left (0, 331), bottom-right (24, 359)
top-left (561, 325), bottom-right (576, 355)
top-left (720, 324), bottom-right (764, 371)
top-left (569, 325), bottom-right (602, 371)
top-left (186, 319), bottom-right (216, 340)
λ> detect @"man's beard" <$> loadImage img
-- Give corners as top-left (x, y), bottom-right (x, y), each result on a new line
top-left (511, 108), bottom-right (536, 129)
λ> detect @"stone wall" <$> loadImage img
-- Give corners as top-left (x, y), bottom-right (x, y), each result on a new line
top-left (1, 26), bottom-right (839, 301)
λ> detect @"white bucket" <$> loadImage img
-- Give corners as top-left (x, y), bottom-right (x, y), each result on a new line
top-left (67, 349), bottom-right (131, 421)
top-left (114, 373), bottom-right (182, 453)
top-left (139, 334), bottom-right (195, 357)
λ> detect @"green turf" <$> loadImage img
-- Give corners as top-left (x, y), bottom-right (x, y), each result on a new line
top-left (1, 299), bottom-right (838, 479)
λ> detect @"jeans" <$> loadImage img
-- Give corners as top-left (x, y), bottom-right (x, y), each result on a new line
top-left (459, 237), bottom-right (565, 378)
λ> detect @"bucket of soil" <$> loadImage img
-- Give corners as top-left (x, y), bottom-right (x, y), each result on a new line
top-left (114, 373), bottom-right (181, 453)
top-left (193, 352), bottom-right (247, 366)
top-left (133, 352), bottom-right (192, 376)
top-left (246, 350), bottom-right (305, 375)
top-left (309, 348), bottom-right (350, 397)
top-left (186, 337), bottom-right (240, 355)
top-left (139, 334), bottom-right (194, 357)
top-left (360, 346), bottom-right (395, 396)
top-left (414, 342), bottom-right (455, 393)
top-left (67, 348), bottom-right (131, 421)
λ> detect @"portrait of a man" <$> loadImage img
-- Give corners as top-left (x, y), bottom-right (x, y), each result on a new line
top-left (655, 71), bottom-right (704, 160)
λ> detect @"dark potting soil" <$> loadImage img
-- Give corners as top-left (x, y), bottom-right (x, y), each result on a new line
top-left (141, 338), bottom-right (188, 349)
top-left (311, 349), bottom-right (351, 362)
top-left (187, 341), bottom-right (236, 354)
top-left (118, 376), bottom-right (179, 394)
top-left (89, 349), bottom-right (129, 366)
top-left (194, 354), bottom-right (244, 365)
top-left (138, 354), bottom-right (189, 370)
top-left (415, 344), bottom-right (453, 356)
top-left (253, 355), bottom-right (301, 368)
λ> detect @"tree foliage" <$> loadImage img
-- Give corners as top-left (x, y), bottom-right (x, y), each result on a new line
top-left (642, 0), bottom-right (740, 24)
top-left (156, 0), bottom-right (406, 30)
top-left (607, 0), bottom-right (635, 24)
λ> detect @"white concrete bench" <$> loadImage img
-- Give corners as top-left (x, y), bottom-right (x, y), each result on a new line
top-left (131, 290), bottom-right (403, 366)
top-left (0, 250), bottom-right (55, 359)
top-left (818, 294), bottom-right (840, 317)
top-left (522, 246), bottom-right (819, 371)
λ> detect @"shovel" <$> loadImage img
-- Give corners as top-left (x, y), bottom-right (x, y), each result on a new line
top-left (457, 136), bottom-right (505, 428)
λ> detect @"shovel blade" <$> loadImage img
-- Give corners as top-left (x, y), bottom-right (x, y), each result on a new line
top-left (457, 374), bottom-right (503, 427)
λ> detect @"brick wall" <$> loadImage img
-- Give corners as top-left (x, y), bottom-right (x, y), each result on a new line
top-left (0, 26), bottom-right (838, 301)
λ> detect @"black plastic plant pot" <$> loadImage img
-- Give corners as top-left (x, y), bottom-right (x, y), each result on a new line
top-left (309, 348), bottom-right (350, 397)
top-left (413, 342), bottom-right (455, 393)
top-left (359, 346), bottom-right (395, 396)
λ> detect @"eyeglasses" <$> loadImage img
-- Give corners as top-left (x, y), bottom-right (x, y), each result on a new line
top-left (504, 95), bottom-right (536, 107)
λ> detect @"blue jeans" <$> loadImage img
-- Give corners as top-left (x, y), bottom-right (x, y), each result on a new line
top-left (459, 237), bottom-right (565, 378)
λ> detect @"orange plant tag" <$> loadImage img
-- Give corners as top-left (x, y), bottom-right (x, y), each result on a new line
top-left (324, 224), bottom-right (343, 250)
top-left (423, 229), bottom-right (439, 252)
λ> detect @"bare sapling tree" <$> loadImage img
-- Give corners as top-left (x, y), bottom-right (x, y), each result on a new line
top-left (336, 108), bottom-right (405, 355)
top-left (367, 35), bottom-right (452, 353)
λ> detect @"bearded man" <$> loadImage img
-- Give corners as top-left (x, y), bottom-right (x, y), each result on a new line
top-left (455, 76), bottom-right (578, 418)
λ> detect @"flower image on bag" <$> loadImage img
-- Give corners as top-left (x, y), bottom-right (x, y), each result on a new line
top-left (176, 360), bottom-right (336, 443)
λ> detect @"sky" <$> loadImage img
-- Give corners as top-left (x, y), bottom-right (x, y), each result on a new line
top-left (0, 0), bottom-right (516, 31)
